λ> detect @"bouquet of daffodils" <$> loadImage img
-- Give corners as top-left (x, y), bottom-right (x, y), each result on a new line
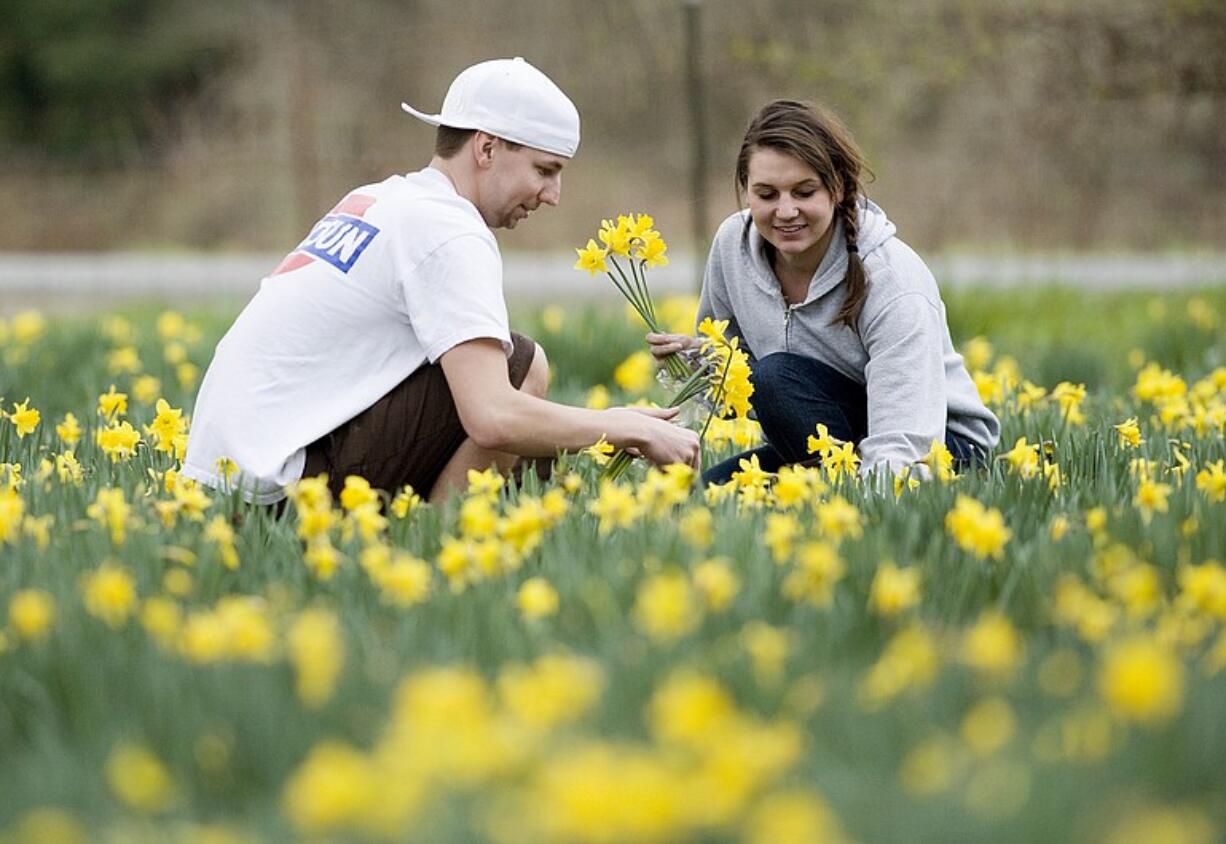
top-left (573, 213), bottom-right (691, 382)
top-left (574, 213), bottom-right (754, 480)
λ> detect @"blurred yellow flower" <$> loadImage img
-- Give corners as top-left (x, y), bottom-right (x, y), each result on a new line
top-left (782, 541), bottom-right (845, 607)
top-left (945, 495), bottom-right (1012, 560)
top-left (96, 384), bottom-right (128, 420)
top-left (634, 571), bottom-right (699, 642)
top-left (7, 807), bottom-right (87, 844)
top-left (962, 336), bottom-right (994, 371)
top-left (1099, 636), bottom-right (1184, 724)
top-left (498, 653), bottom-right (603, 729)
top-left (692, 558), bottom-right (739, 611)
top-left (288, 608), bottom-right (344, 709)
top-left (678, 505), bottom-right (713, 548)
top-left (1100, 804), bottom-right (1218, 844)
top-left (176, 361), bottom-right (199, 389)
top-left (613, 350), bottom-right (655, 393)
top-left (0, 487), bottom-right (25, 544)
top-left (282, 742), bottom-right (379, 834)
top-left (588, 479), bottom-right (641, 534)
top-left (898, 734), bottom-right (960, 796)
top-left (106, 743), bottom-right (176, 813)
top-left (131, 374), bottom-right (162, 405)
top-left (54, 412), bottom-right (81, 447)
top-left (860, 625), bottom-right (939, 707)
top-left (87, 488), bottom-right (130, 545)
top-left (1051, 381), bottom-right (1087, 424)
top-left (9, 589), bottom-right (55, 641)
top-left (920, 438), bottom-right (956, 482)
top-left (374, 554), bottom-right (432, 607)
top-left (80, 566), bottom-right (137, 628)
top-left (1195, 459), bottom-right (1226, 503)
top-left (869, 561), bottom-right (921, 617)
top-left (961, 610), bottom-right (1024, 681)
top-left (581, 434), bottom-right (615, 466)
top-left (516, 576), bottom-right (559, 620)
top-left (960, 697), bottom-right (1016, 756)
top-left (815, 495), bottom-right (863, 541)
top-left (1000, 436), bottom-right (1040, 478)
top-left (96, 420), bottom-right (142, 462)
top-left (649, 671), bottom-right (735, 746)
top-left (1134, 477), bottom-right (1172, 524)
top-left (10, 310), bottom-right (46, 344)
top-left (145, 399), bottom-right (187, 454)
top-left (1113, 417), bottom-right (1144, 448)
top-left (390, 484), bottom-right (422, 519)
top-left (763, 512), bottom-right (800, 563)
top-left (6, 398), bottom-right (40, 438)
top-left (742, 788), bottom-right (849, 844)
top-left (338, 475), bottom-right (379, 511)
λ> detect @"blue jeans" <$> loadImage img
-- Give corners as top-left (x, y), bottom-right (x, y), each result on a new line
top-left (703, 352), bottom-right (983, 485)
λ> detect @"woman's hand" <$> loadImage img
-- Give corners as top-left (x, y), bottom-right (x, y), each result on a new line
top-left (645, 332), bottom-right (701, 361)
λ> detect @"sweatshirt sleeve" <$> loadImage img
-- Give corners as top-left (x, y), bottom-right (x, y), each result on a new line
top-left (696, 230), bottom-right (746, 347)
top-left (857, 291), bottom-right (948, 477)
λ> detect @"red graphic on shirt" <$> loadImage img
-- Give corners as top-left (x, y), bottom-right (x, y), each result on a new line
top-left (268, 193), bottom-right (378, 277)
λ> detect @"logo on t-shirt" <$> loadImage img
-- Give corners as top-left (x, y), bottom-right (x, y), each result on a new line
top-left (270, 193), bottom-right (381, 277)
top-left (298, 215), bottom-right (379, 273)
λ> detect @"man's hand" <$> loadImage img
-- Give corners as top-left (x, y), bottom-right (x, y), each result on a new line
top-left (607, 406), bottom-right (702, 471)
top-left (439, 338), bottom-right (701, 470)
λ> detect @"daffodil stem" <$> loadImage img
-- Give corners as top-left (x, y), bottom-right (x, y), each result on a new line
top-left (631, 259), bottom-right (659, 328)
top-left (600, 354), bottom-right (725, 481)
top-left (609, 258), bottom-right (651, 326)
top-left (698, 348), bottom-right (736, 442)
top-left (601, 449), bottom-right (634, 482)
top-left (603, 268), bottom-right (654, 330)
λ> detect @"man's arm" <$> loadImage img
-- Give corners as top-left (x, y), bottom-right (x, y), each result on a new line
top-left (439, 338), bottom-right (701, 469)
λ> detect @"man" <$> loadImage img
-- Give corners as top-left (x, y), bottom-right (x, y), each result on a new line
top-left (182, 57), bottom-right (699, 505)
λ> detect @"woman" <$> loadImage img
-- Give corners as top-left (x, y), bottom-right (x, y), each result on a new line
top-left (648, 99), bottom-right (999, 483)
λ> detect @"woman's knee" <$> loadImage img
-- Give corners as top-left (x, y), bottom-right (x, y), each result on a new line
top-left (750, 353), bottom-right (797, 404)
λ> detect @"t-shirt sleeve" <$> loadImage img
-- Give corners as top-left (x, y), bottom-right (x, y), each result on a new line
top-left (402, 233), bottom-right (512, 363)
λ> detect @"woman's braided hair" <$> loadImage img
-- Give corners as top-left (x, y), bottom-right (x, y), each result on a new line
top-left (735, 99), bottom-right (872, 330)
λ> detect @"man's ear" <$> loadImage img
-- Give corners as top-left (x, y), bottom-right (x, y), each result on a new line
top-left (471, 131), bottom-right (498, 170)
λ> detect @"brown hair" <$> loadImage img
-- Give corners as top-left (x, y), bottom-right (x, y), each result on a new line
top-left (434, 126), bottom-right (522, 159)
top-left (735, 99), bottom-right (872, 330)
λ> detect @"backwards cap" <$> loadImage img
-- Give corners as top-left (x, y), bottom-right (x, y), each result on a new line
top-left (401, 57), bottom-right (580, 158)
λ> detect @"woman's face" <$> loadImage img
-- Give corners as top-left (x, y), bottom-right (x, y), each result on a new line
top-left (745, 146), bottom-right (839, 267)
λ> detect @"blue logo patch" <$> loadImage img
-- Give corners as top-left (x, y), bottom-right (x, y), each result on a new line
top-left (296, 215), bottom-right (380, 274)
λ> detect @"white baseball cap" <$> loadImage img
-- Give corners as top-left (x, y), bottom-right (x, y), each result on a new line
top-left (401, 57), bottom-right (580, 159)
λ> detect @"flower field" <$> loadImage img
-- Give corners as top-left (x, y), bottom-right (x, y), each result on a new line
top-left (1, 286), bottom-right (1225, 843)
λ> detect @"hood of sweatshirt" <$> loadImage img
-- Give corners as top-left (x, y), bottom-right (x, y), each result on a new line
top-left (741, 197), bottom-right (897, 305)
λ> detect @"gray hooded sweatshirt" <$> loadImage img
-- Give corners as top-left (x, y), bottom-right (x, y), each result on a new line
top-left (697, 200), bottom-right (1000, 477)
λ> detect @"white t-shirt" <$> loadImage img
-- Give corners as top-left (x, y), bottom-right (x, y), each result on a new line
top-left (182, 167), bottom-right (512, 503)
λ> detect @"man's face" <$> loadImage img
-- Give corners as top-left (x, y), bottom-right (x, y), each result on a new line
top-left (479, 140), bottom-right (566, 229)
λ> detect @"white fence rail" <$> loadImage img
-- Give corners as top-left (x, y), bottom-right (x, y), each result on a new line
top-left (2, 251), bottom-right (1225, 313)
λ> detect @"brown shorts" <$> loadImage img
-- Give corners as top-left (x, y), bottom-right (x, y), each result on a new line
top-left (301, 331), bottom-right (537, 499)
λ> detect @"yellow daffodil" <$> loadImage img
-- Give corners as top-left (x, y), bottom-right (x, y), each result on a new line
top-left (7, 398), bottom-right (40, 438)
top-left (573, 239), bottom-right (610, 275)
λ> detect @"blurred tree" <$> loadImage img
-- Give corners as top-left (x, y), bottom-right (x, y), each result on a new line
top-left (0, 0), bottom-right (238, 164)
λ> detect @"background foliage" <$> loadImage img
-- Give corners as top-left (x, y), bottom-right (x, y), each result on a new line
top-left (2, 0), bottom-right (1224, 251)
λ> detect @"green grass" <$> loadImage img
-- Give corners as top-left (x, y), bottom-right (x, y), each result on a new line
top-left (0, 286), bottom-right (1224, 842)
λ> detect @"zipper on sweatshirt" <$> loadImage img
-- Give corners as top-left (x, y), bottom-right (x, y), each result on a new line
top-left (783, 304), bottom-right (797, 351)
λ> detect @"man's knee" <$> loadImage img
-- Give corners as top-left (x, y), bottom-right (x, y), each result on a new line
top-left (508, 331), bottom-right (548, 398)
top-left (520, 342), bottom-right (549, 398)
